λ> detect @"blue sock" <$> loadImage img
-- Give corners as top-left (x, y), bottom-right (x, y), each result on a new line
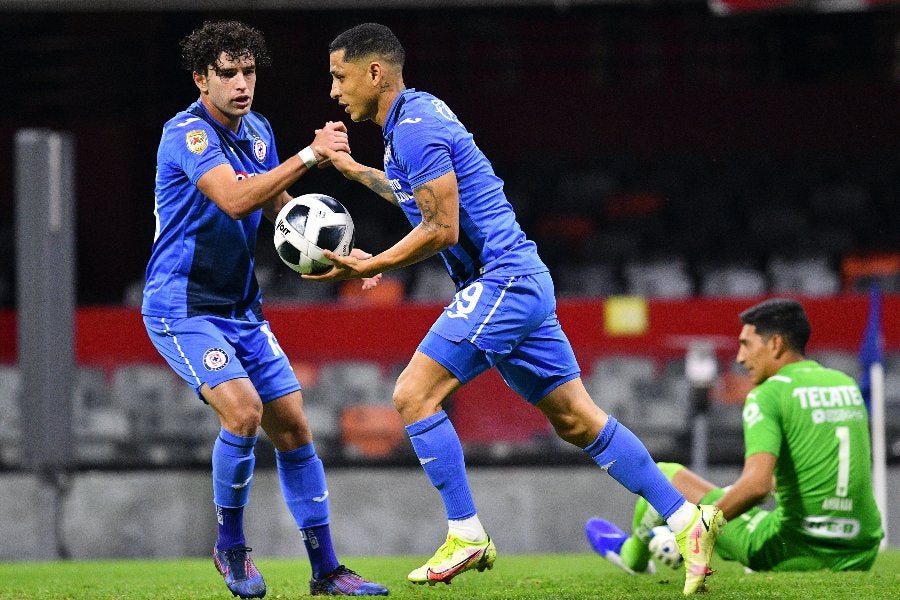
top-left (276, 443), bottom-right (338, 578)
top-left (300, 524), bottom-right (339, 579)
top-left (406, 411), bottom-right (476, 520)
top-left (584, 416), bottom-right (685, 520)
top-left (212, 428), bottom-right (257, 548)
top-left (216, 505), bottom-right (246, 550)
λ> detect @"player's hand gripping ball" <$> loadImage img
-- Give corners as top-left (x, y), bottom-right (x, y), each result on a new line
top-left (648, 525), bottom-right (684, 569)
top-left (274, 193), bottom-right (355, 275)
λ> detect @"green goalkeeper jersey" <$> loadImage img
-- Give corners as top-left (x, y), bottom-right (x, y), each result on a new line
top-left (742, 360), bottom-right (883, 549)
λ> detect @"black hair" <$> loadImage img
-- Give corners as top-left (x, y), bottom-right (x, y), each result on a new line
top-left (180, 20), bottom-right (272, 76)
top-left (739, 298), bottom-right (811, 354)
top-left (328, 22), bottom-right (405, 67)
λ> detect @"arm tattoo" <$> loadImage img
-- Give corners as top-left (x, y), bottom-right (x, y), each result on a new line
top-left (415, 182), bottom-right (451, 231)
top-left (358, 168), bottom-right (397, 205)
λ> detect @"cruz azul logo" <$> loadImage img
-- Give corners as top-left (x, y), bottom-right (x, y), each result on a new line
top-left (253, 138), bottom-right (267, 162)
top-left (202, 348), bottom-right (229, 371)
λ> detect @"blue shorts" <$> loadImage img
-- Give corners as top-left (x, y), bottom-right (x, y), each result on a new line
top-left (143, 314), bottom-right (301, 403)
top-left (418, 270), bottom-right (581, 404)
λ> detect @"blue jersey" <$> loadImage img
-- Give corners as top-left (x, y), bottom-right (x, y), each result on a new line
top-left (382, 89), bottom-right (547, 289)
top-left (143, 100), bottom-right (280, 319)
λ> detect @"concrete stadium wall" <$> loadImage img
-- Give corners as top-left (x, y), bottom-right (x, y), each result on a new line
top-left (3, 465), bottom-right (899, 562)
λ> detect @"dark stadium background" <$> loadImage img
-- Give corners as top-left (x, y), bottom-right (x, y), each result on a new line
top-left (1, 3), bottom-right (899, 307)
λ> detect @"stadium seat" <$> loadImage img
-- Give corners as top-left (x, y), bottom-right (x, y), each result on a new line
top-left (700, 264), bottom-right (767, 297)
top-left (767, 255), bottom-right (840, 296)
top-left (450, 369), bottom-right (553, 448)
top-left (73, 366), bottom-right (130, 463)
top-left (339, 404), bottom-right (406, 460)
top-left (315, 360), bottom-right (391, 408)
top-left (584, 374), bottom-right (639, 423)
top-left (809, 350), bottom-right (860, 381)
top-left (623, 257), bottom-right (693, 298)
top-left (591, 356), bottom-right (657, 383)
top-left (554, 262), bottom-right (623, 298)
top-left (841, 252), bottom-right (900, 293)
top-left (110, 364), bottom-right (186, 463)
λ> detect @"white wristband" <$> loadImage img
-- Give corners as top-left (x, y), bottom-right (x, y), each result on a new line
top-left (298, 146), bottom-right (318, 169)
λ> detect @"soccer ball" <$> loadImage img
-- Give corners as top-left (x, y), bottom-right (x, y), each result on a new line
top-left (274, 193), bottom-right (355, 275)
top-left (648, 525), bottom-right (683, 569)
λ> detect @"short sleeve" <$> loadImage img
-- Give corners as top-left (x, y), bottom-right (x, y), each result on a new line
top-left (742, 387), bottom-right (783, 459)
top-left (391, 115), bottom-right (454, 189)
top-left (162, 121), bottom-right (231, 185)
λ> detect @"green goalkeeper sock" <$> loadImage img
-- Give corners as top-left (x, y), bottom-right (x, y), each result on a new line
top-left (619, 499), bottom-right (661, 571)
top-left (620, 462), bottom-right (684, 571)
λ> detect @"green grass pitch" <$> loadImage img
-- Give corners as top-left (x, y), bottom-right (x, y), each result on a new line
top-left (2, 551), bottom-right (898, 599)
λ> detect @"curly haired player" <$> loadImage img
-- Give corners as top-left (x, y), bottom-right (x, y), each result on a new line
top-left (142, 20), bottom-right (386, 598)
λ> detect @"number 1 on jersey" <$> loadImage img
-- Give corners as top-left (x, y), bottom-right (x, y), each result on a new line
top-left (835, 425), bottom-right (850, 498)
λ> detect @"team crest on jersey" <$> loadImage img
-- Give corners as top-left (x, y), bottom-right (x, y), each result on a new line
top-left (186, 129), bottom-right (208, 155)
top-left (253, 138), bottom-right (267, 162)
top-left (202, 348), bottom-right (229, 371)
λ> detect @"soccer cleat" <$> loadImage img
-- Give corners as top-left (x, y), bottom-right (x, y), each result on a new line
top-left (213, 545), bottom-right (267, 599)
top-left (309, 565), bottom-right (389, 596)
top-left (585, 517), bottom-right (655, 575)
top-left (407, 533), bottom-right (497, 585)
top-left (674, 504), bottom-right (725, 595)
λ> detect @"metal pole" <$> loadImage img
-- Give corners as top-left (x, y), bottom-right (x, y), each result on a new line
top-left (14, 128), bottom-right (77, 559)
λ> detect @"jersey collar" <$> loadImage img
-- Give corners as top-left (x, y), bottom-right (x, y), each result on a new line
top-left (383, 88), bottom-right (415, 134)
top-left (190, 98), bottom-right (246, 138)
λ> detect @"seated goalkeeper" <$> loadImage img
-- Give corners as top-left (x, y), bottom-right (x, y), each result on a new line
top-left (586, 298), bottom-right (883, 575)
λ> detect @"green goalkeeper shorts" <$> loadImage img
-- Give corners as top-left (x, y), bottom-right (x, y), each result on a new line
top-left (700, 488), bottom-right (879, 572)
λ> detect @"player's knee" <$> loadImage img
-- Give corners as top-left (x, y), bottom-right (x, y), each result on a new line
top-left (547, 412), bottom-right (593, 447)
top-left (392, 379), bottom-right (437, 424)
top-left (392, 383), bottom-right (419, 421)
top-left (220, 402), bottom-right (263, 436)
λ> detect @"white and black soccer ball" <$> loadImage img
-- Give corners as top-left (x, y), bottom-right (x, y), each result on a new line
top-left (648, 525), bottom-right (684, 569)
top-left (274, 193), bottom-right (355, 275)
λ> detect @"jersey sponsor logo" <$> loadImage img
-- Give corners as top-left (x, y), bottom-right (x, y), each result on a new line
top-left (793, 385), bottom-right (866, 424)
top-left (811, 407), bottom-right (866, 424)
top-left (742, 402), bottom-right (764, 428)
top-left (793, 385), bottom-right (863, 410)
top-left (398, 117), bottom-right (422, 125)
top-left (802, 516), bottom-right (861, 539)
top-left (202, 347), bottom-right (229, 371)
top-left (186, 129), bottom-right (209, 155)
top-left (253, 138), bottom-right (267, 162)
